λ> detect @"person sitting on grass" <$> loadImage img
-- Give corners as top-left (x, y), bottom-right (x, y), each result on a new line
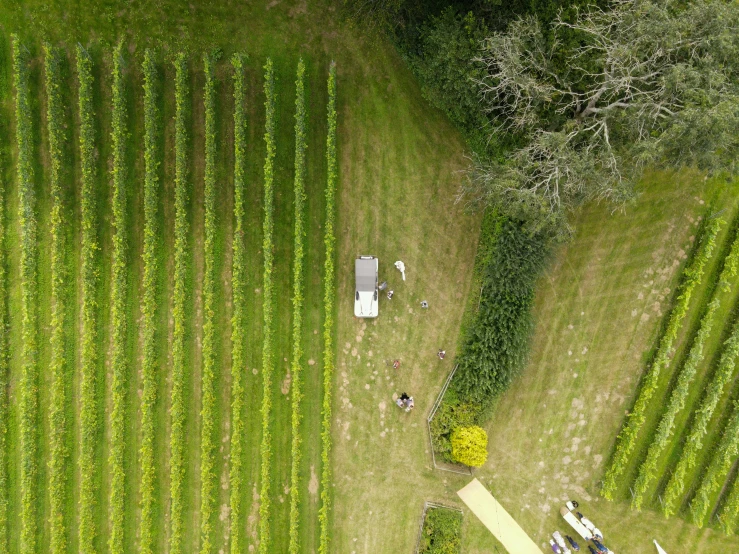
top-left (405, 396), bottom-right (414, 412)
top-left (437, 349), bottom-right (445, 360)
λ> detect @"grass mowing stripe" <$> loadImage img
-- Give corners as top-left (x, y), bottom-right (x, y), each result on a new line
top-left (140, 48), bottom-right (160, 554)
top-left (601, 215), bottom-right (723, 499)
top-left (169, 51), bottom-right (188, 554)
top-left (318, 61), bottom-right (337, 554)
top-left (258, 57), bottom-right (276, 554)
top-left (108, 41), bottom-right (128, 554)
top-left (44, 43), bottom-right (67, 554)
top-left (199, 51), bottom-right (218, 554)
top-left (228, 53), bottom-right (246, 554)
top-left (288, 58), bottom-right (306, 554)
top-left (76, 43), bottom-right (99, 554)
top-left (12, 35), bottom-right (39, 554)
top-left (632, 230), bottom-right (739, 510)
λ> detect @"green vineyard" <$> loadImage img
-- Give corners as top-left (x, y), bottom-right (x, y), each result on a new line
top-left (602, 189), bottom-right (739, 533)
top-left (0, 36), bottom-right (337, 554)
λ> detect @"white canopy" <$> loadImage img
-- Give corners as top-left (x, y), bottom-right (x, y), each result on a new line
top-left (654, 540), bottom-right (668, 554)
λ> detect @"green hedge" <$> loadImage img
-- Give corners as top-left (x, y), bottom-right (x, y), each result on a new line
top-left (77, 43), bottom-right (100, 554)
top-left (44, 43), bottom-right (69, 554)
top-left (13, 35), bottom-right (39, 554)
top-left (430, 387), bottom-right (484, 463)
top-left (718, 444), bottom-right (739, 532)
top-left (602, 216), bottom-right (723, 500)
top-left (318, 61), bottom-right (337, 554)
top-left (258, 56), bottom-right (277, 554)
top-left (229, 52), bottom-right (247, 554)
top-left (199, 51), bottom-right (219, 554)
top-left (169, 51), bottom-right (189, 554)
top-left (288, 58), bottom-right (308, 554)
top-left (418, 507), bottom-right (463, 554)
top-left (632, 229), bottom-right (739, 510)
top-left (663, 316), bottom-right (739, 516)
top-left (108, 41), bottom-right (129, 554)
top-left (139, 49), bottom-right (160, 554)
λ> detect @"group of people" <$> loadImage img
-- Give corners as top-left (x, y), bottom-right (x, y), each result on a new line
top-left (396, 392), bottom-right (414, 412)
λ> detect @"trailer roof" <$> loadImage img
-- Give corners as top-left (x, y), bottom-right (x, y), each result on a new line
top-left (355, 258), bottom-right (376, 291)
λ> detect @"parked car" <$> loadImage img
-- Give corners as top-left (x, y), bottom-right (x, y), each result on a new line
top-left (354, 256), bottom-right (378, 318)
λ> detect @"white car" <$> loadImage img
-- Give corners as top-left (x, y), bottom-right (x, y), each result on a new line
top-left (354, 256), bottom-right (378, 318)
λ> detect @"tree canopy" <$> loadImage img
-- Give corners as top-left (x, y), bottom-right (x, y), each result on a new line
top-left (463, 0), bottom-right (739, 228)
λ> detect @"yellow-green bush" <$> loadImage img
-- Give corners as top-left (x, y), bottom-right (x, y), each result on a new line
top-left (451, 426), bottom-right (488, 467)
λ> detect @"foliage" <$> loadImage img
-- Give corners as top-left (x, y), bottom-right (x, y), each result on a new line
top-left (258, 56), bottom-right (277, 554)
top-left (451, 426), bottom-right (488, 467)
top-left (12, 35), bottom-right (39, 554)
top-left (169, 51), bottom-right (189, 554)
top-left (718, 449), bottom-right (739, 533)
top-left (140, 48), bottom-right (160, 554)
top-left (689, 402), bottom-right (739, 527)
top-left (77, 42), bottom-right (100, 554)
top-left (288, 57), bottom-right (307, 554)
top-left (663, 316), bottom-right (739, 516)
top-left (229, 52), bottom-right (246, 554)
top-left (406, 9), bottom-right (493, 156)
top-left (318, 61), bottom-right (337, 554)
top-left (44, 43), bottom-right (69, 554)
top-left (602, 216), bottom-right (722, 500)
top-left (465, 0), bottom-right (739, 226)
top-left (200, 50), bottom-right (219, 554)
top-left (418, 507), bottom-right (463, 554)
top-left (452, 217), bottom-right (549, 403)
top-left (430, 389), bottom-right (484, 463)
top-left (631, 229), bottom-right (739, 510)
top-left (108, 41), bottom-right (129, 554)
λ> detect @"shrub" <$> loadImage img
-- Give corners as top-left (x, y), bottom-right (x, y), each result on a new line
top-left (418, 507), bottom-right (463, 554)
top-left (632, 229), bottom-right (739, 510)
top-left (77, 43), bottom-right (100, 554)
top-left (229, 52), bottom-right (246, 554)
top-left (140, 48), bottom-right (160, 554)
top-left (453, 218), bottom-right (549, 403)
top-left (451, 426), bottom-right (488, 467)
top-left (318, 61), bottom-right (337, 554)
top-left (288, 58), bottom-right (307, 554)
top-left (13, 35), bottom-right (39, 554)
top-left (44, 43), bottom-right (69, 554)
top-left (200, 50), bottom-right (219, 554)
top-left (169, 51), bottom-right (189, 554)
top-left (430, 389), bottom-right (484, 463)
top-left (602, 216), bottom-right (723, 500)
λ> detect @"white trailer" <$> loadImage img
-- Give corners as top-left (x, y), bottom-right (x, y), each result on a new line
top-left (560, 507), bottom-right (593, 541)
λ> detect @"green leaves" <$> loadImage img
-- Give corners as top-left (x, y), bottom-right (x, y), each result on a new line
top-left (318, 61), bottom-right (337, 554)
top-left (288, 58), bottom-right (307, 554)
top-left (77, 42), bottom-right (100, 554)
top-left (601, 216), bottom-right (722, 500)
top-left (140, 48), bottom-right (160, 554)
top-left (169, 51), bottom-right (189, 554)
top-left (229, 52), bottom-right (246, 554)
top-left (258, 56), bottom-right (276, 554)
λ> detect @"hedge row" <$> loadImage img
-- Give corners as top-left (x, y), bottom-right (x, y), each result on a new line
top-left (689, 401), bottom-right (739, 526)
top-left (169, 52), bottom-right (189, 554)
top-left (632, 230), bottom-right (739, 510)
top-left (44, 44), bottom-right (68, 554)
top-left (199, 51), bottom-right (218, 554)
top-left (718, 437), bottom-right (739, 532)
top-left (77, 43), bottom-right (100, 554)
top-left (258, 58), bottom-right (277, 554)
top-left (318, 61), bottom-right (337, 554)
top-left (108, 41), bottom-right (129, 554)
top-left (601, 216), bottom-right (723, 499)
top-left (140, 49), bottom-right (160, 554)
top-left (229, 53), bottom-right (247, 554)
top-left (12, 35), bottom-right (39, 554)
top-left (663, 315), bottom-right (739, 516)
top-left (288, 58), bottom-right (308, 554)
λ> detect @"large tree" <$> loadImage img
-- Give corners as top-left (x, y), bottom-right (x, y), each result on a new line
top-left (464, 0), bottom-right (739, 229)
